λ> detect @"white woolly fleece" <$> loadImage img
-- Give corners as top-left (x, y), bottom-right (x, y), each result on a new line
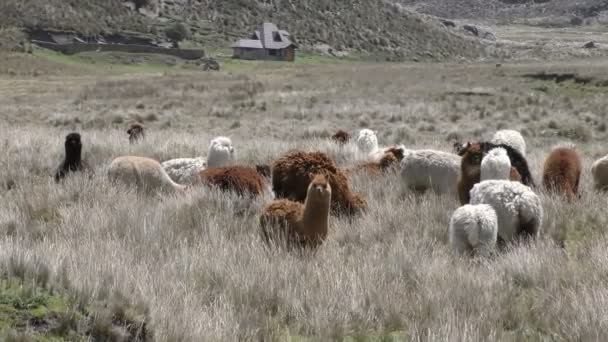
top-left (592, 155), bottom-right (608, 190)
top-left (357, 129), bottom-right (379, 154)
top-left (449, 204), bottom-right (498, 257)
top-left (400, 149), bottom-right (461, 195)
top-left (491, 130), bottom-right (526, 157)
top-left (470, 180), bottom-right (542, 243)
top-left (481, 147), bottom-right (511, 181)
top-left (109, 156), bottom-right (186, 193)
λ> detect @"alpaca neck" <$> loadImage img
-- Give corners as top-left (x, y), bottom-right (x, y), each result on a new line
top-left (301, 195), bottom-right (330, 238)
top-left (65, 147), bottom-right (82, 168)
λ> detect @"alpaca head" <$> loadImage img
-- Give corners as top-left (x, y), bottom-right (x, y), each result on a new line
top-left (379, 153), bottom-right (399, 171)
top-left (385, 144), bottom-right (407, 161)
top-left (331, 130), bottom-right (351, 145)
top-left (207, 136), bottom-right (234, 167)
top-left (356, 129), bottom-right (378, 154)
top-left (307, 174), bottom-right (332, 203)
top-left (127, 122), bottom-right (145, 144)
top-left (481, 147), bottom-right (511, 181)
top-left (459, 142), bottom-right (484, 178)
top-left (64, 132), bottom-right (82, 161)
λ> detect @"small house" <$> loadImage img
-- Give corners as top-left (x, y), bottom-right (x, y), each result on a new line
top-left (231, 23), bottom-right (297, 62)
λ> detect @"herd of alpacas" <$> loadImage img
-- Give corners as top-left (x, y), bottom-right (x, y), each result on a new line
top-left (52, 122), bottom-right (608, 254)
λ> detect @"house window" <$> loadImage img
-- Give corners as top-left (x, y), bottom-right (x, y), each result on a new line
top-left (273, 32), bottom-right (282, 42)
top-left (269, 49), bottom-right (278, 56)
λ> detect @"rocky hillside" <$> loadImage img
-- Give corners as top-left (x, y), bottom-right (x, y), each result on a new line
top-left (0, 0), bottom-right (488, 61)
top-left (398, 0), bottom-right (608, 21)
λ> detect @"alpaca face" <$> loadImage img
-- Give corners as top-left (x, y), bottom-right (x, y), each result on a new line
top-left (207, 136), bottom-right (234, 167)
top-left (460, 143), bottom-right (484, 177)
top-left (357, 129), bottom-right (378, 153)
top-left (308, 175), bottom-right (332, 201)
top-left (127, 123), bottom-right (145, 143)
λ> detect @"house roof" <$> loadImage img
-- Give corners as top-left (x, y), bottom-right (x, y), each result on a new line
top-left (231, 39), bottom-right (263, 49)
top-left (232, 22), bottom-right (296, 50)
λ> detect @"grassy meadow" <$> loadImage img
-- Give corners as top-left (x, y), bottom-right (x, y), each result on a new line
top-left (1, 47), bottom-right (608, 340)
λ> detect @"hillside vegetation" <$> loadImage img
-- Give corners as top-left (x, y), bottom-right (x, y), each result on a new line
top-left (0, 0), bottom-right (488, 61)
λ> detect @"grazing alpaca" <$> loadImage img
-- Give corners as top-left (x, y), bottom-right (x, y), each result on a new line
top-left (400, 149), bottom-right (461, 195)
top-left (331, 130), bottom-right (351, 145)
top-left (458, 144), bottom-right (521, 204)
top-left (54, 132), bottom-right (86, 182)
top-left (198, 166), bottom-right (266, 197)
top-left (272, 151), bottom-right (366, 216)
top-left (470, 180), bottom-right (543, 244)
top-left (449, 204), bottom-right (498, 257)
top-left (127, 122), bottom-right (145, 144)
top-left (162, 136), bottom-right (234, 184)
top-left (542, 147), bottom-right (582, 201)
top-left (491, 129), bottom-right (526, 157)
top-left (591, 155), bottom-right (608, 191)
top-left (108, 156), bottom-right (186, 193)
top-left (260, 174), bottom-right (331, 249)
top-left (348, 151), bottom-right (400, 177)
top-left (457, 141), bottom-right (534, 187)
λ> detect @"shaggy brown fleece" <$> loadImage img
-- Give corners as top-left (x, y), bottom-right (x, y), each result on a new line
top-left (199, 166), bottom-right (266, 197)
top-left (255, 164), bottom-right (272, 179)
top-left (331, 130), bottom-right (351, 145)
top-left (348, 152), bottom-right (399, 177)
top-left (272, 151), bottom-right (367, 216)
top-left (127, 122), bottom-right (145, 144)
top-left (260, 174), bottom-right (331, 249)
top-left (543, 147), bottom-right (582, 201)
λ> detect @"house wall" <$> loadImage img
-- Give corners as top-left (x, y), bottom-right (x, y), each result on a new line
top-left (233, 47), bottom-right (296, 62)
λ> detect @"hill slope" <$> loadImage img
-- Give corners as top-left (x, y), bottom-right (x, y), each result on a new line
top-left (0, 0), bottom-right (487, 61)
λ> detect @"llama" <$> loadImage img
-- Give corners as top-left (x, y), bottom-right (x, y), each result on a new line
top-left (127, 122), bottom-right (145, 144)
top-left (272, 151), bottom-right (366, 216)
top-left (162, 136), bottom-right (234, 184)
top-left (348, 151), bottom-right (400, 177)
top-left (591, 155), bottom-right (608, 191)
top-left (260, 174), bottom-right (331, 249)
top-left (356, 129), bottom-right (379, 154)
top-left (470, 180), bottom-right (543, 244)
top-left (54, 132), bottom-right (86, 182)
top-left (108, 156), bottom-right (186, 193)
top-left (542, 146), bottom-right (582, 201)
top-left (449, 204), bottom-right (498, 257)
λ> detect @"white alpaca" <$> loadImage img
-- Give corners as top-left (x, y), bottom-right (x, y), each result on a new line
top-left (592, 155), bottom-right (608, 191)
top-left (470, 180), bottom-right (542, 243)
top-left (356, 129), bottom-right (379, 155)
top-left (491, 130), bottom-right (526, 157)
top-left (162, 136), bottom-right (234, 184)
top-left (481, 147), bottom-right (511, 181)
top-left (400, 149), bottom-right (461, 194)
top-left (449, 204), bottom-right (498, 257)
top-left (108, 156), bottom-right (186, 193)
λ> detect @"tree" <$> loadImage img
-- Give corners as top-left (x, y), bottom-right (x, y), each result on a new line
top-left (164, 23), bottom-right (191, 48)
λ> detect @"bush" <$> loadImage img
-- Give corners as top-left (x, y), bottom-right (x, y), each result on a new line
top-left (164, 23), bottom-right (191, 47)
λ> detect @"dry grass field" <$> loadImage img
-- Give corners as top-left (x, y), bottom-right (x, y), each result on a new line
top-left (1, 43), bottom-right (608, 340)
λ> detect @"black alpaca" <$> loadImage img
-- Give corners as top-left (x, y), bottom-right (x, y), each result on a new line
top-left (54, 133), bottom-right (84, 182)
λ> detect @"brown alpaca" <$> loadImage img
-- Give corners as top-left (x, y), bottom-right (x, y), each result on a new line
top-left (348, 152), bottom-right (399, 177)
top-left (260, 174), bottom-right (331, 249)
top-left (542, 147), bottom-right (582, 201)
top-left (127, 122), bottom-right (145, 144)
top-left (198, 166), bottom-right (266, 197)
top-left (457, 143), bottom-right (521, 204)
top-left (272, 151), bottom-right (367, 216)
top-left (331, 130), bottom-right (351, 145)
